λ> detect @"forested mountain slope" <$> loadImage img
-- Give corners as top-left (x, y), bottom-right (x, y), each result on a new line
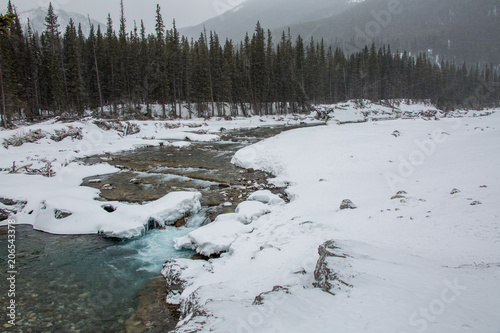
top-left (280, 0), bottom-right (500, 66)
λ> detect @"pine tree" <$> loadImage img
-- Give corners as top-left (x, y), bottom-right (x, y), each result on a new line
top-left (63, 19), bottom-right (84, 114)
top-left (40, 3), bottom-right (66, 113)
top-left (153, 5), bottom-right (169, 118)
top-left (250, 22), bottom-right (266, 115)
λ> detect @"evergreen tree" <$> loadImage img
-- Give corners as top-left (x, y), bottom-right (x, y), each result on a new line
top-left (40, 3), bottom-right (66, 113)
top-left (63, 19), bottom-right (84, 114)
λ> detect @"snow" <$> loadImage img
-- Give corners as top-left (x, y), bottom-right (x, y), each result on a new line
top-left (164, 105), bottom-right (500, 333)
top-left (0, 169), bottom-right (201, 238)
top-left (2, 103), bottom-right (499, 331)
top-left (174, 218), bottom-right (254, 257)
top-left (247, 190), bottom-right (285, 205)
top-left (235, 200), bottom-right (271, 223)
top-left (0, 114), bottom-right (318, 236)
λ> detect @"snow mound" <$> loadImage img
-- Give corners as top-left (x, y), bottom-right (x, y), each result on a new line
top-left (32, 191), bottom-right (201, 238)
top-left (174, 218), bottom-right (253, 256)
top-left (235, 200), bottom-right (271, 223)
top-left (157, 132), bottom-right (220, 142)
top-left (174, 190), bottom-right (280, 255)
top-left (247, 190), bottom-right (285, 205)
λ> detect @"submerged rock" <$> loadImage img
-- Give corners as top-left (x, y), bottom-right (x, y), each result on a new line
top-left (125, 276), bottom-right (180, 333)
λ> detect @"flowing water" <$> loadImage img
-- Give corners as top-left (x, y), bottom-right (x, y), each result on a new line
top-left (0, 124), bottom-right (313, 332)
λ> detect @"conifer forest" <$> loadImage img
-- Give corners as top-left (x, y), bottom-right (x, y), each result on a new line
top-left (0, 1), bottom-right (499, 125)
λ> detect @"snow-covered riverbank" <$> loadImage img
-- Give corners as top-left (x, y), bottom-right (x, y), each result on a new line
top-left (162, 104), bottom-right (500, 332)
top-left (1, 101), bottom-right (499, 332)
top-left (0, 113), bottom-right (319, 236)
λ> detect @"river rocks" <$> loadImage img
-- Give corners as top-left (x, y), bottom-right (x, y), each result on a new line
top-left (313, 240), bottom-right (352, 295)
top-left (205, 206), bottom-right (225, 224)
top-left (340, 199), bottom-right (357, 210)
top-left (125, 276), bottom-right (180, 333)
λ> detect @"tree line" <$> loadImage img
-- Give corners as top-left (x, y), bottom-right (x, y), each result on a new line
top-left (0, 1), bottom-right (498, 126)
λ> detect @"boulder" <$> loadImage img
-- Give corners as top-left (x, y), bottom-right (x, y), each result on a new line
top-left (313, 240), bottom-right (352, 295)
top-left (340, 199), bottom-right (357, 210)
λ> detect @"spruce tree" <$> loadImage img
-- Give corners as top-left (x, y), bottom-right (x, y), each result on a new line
top-left (40, 3), bottom-right (66, 113)
top-left (63, 19), bottom-right (85, 114)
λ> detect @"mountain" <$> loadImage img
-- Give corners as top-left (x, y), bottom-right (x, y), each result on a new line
top-left (180, 0), bottom-right (360, 41)
top-left (18, 7), bottom-right (104, 36)
top-left (279, 0), bottom-right (500, 66)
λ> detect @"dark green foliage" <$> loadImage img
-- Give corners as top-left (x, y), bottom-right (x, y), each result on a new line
top-left (0, 2), bottom-right (498, 125)
top-left (0, 13), bottom-right (16, 35)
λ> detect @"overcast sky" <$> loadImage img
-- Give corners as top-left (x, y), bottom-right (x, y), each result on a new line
top-left (0, 0), bottom-right (240, 30)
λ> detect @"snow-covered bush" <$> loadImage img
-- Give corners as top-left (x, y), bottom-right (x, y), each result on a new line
top-left (93, 120), bottom-right (140, 136)
top-left (50, 127), bottom-right (83, 142)
top-left (2, 129), bottom-right (46, 148)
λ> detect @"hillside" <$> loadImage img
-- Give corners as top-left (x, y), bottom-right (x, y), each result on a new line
top-left (280, 0), bottom-right (500, 66)
top-left (18, 7), bottom-right (104, 36)
top-left (180, 0), bottom-right (357, 41)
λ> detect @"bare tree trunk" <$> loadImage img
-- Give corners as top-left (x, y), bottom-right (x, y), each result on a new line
top-left (203, 27), bottom-right (215, 117)
top-left (0, 65), bottom-right (7, 128)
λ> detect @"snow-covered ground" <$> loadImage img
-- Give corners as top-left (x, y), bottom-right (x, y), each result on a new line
top-left (0, 113), bottom-right (319, 236)
top-left (1, 101), bottom-right (499, 332)
top-left (161, 103), bottom-right (500, 333)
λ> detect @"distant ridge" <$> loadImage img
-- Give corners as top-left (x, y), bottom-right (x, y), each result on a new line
top-left (276, 0), bottom-right (500, 66)
top-left (19, 7), bottom-right (104, 36)
top-left (180, 0), bottom-right (359, 42)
